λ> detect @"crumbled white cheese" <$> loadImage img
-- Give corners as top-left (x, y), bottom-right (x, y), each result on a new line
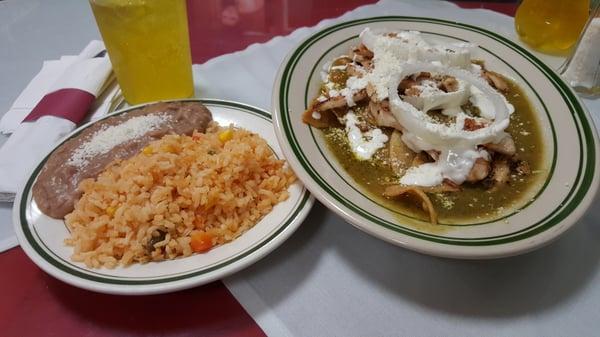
top-left (321, 61), bottom-right (332, 82)
top-left (346, 76), bottom-right (369, 91)
top-left (368, 51), bottom-right (405, 101)
top-left (67, 114), bottom-right (170, 168)
top-left (355, 28), bottom-right (476, 101)
top-left (339, 87), bottom-right (354, 106)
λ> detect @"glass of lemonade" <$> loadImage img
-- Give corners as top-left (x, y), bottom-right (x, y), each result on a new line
top-left (89, 0), bottom-right (194, 105)
top-left (515, 0), bottom-right (590, 55)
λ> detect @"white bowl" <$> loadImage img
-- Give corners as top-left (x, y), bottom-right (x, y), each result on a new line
top-left (272, 16), bottom-right (599, 259)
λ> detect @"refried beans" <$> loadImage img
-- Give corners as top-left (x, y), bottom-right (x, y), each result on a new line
top-left (32, 101), bottom-right (213, 219)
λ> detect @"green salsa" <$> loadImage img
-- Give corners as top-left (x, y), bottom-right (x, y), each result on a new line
top-left (323, 79), bottom-right (547, 225)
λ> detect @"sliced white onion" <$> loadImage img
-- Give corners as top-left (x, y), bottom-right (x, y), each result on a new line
top-left (388, 62), bottom-right (510, 149)
top-left (360, 28), bottom-right (424, 61)
top-left (359, 27), bottom-right (379, 51)
top-left (412, 43), bottom-right (474, 69)
top-left (359, 27), bottom-right (411, 51)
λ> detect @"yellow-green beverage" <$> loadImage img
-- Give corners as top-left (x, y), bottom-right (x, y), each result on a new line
top-left (89, 0), bottom-right (194, 105)
top-left (515, 0), bottom-right (590, 55)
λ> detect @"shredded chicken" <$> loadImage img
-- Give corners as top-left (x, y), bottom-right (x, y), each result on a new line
top-left (483, 70), bottom-right (508, 92)
top-left (466, 158), bottom-right (491, 183)
top-left (302, 106), bottom-right (341, 128)
top-left (352, 44), bottom-right (374, 69)
top-left (463, 118), bottom-right (486, 131)
top-left (405, 86), bottom-right (422, 97)
top-left (439, 76), bottom-right (459, 92)
top-left (368, 100), bottom-right (402, 129)
top-left (333, 56), bottom-right (353, 66)
top-left (421, 180), bottom-right (461, 193)
top-left (353, 43), bottom-right (374, 59)
top-left (399, 77), bottom-right (418, 94)
top-left (485, 136), bottom-right (516, 156)
top-left (399, 73), bottom-right (457, 96)
top-left (426, 150), bottom-right (440, 161)
top-left (416, 72), bottom-right (432, 80)
top-left (313, 90), bottom-right (368, 113)
top-left (512, 159), bottom-right (531, 176)
top-left (346, 64), bottom-right (364, 78)
top-left (411, 152), bottom-right (432, 166)
top-left (353, 108), bottom-right (375, 132)
top-left (484, 157), bottom-right (510, 189)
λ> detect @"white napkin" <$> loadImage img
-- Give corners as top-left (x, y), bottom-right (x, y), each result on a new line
top-left (0, 40), bottom-right (113, 201)
top-left (0, 56), bottom-right (77, 134)
top-left (0, 41), bottom-right (112, 133)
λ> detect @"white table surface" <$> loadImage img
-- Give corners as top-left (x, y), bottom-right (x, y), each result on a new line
top-left (1, 1), bottom-right (600, 336)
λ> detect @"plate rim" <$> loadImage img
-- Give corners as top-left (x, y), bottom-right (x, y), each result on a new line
top-left (271, 16), bottom-right (600, 259)
top-left (13, 98), bottom-right (314, 295)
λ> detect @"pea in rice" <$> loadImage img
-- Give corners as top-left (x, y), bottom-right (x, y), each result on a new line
top-left (64, 123), bottom-right (296, 268)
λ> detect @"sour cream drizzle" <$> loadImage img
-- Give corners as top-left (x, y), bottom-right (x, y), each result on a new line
top-left (387, 62), bottom-right (512, 186)
top-left (344, 112), bottom-right (389, 160)
top-left (331, 28), bottom-right (515, 185)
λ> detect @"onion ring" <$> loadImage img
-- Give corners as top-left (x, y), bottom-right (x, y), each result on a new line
top-left (388, 62), bottom-right (510, 149)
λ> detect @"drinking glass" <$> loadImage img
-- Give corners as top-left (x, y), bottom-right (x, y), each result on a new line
top-left (515, 0), bottom-right (590, 55)
top-left (89, 0), bottom-right (194, 105)
top-left (560, 1), bottom-right (600, 97)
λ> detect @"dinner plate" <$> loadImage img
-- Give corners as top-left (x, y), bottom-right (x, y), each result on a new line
top-left (272, 16), bottom-right (600, 259)
top-left (13, 99), bottom-right (313, 295)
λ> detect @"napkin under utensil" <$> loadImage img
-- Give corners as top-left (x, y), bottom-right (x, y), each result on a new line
top-left (0, 40), bottom-right (114, 202)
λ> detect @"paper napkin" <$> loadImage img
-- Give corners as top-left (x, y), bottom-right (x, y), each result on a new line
top-left (0, 40), bottom-right (113, 200)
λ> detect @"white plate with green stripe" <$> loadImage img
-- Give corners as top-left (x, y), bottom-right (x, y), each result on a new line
top-left (14, 99), bottom-right (313, 295)
top-left (272, 17), bottom-right (599, 259)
